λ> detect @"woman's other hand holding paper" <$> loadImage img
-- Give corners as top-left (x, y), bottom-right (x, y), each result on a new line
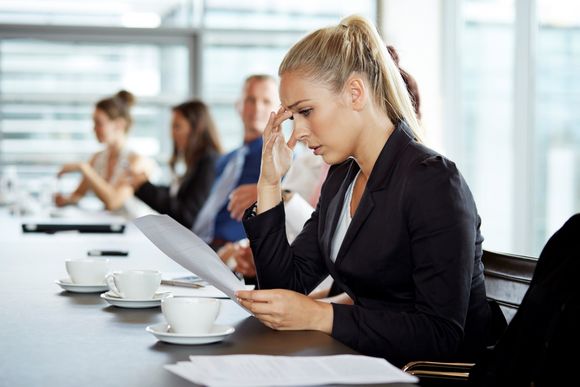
top-left (236, 289), bottom-right (333, 333)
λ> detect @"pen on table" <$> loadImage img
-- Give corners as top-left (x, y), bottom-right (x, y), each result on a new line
top-left (87, 249), bottom-right (129, 257)
top-left (160, 279), bottom-right (205, 289)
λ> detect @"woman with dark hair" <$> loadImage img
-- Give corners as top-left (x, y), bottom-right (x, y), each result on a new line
top-left (129, 100), bottom-right (222, 228)
top-left (55, 90), bottom-right (156, 217)
top-left (387, 45), bottom-right (421, 120)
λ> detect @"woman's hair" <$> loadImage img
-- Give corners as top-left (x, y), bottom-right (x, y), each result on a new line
top-left (279, 15), bottom-right (422, 141)
top-left (170, 100), bottom-right (223, 173)
top-left (95, 90), bottom-right (136, 133)
top-left (387, 45), bottom-right (421, 120)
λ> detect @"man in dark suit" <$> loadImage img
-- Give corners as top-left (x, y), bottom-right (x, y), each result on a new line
top-left (192, 75), bottom-right (278, 250)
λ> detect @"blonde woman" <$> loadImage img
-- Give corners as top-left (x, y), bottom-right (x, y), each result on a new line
top-left (236, 16), bottom-right (492, 367)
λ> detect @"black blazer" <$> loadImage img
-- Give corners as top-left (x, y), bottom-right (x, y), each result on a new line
top-left (135, 150), bottom-right (218, 228)
top-left (243, 122), bottom-right (492, 367)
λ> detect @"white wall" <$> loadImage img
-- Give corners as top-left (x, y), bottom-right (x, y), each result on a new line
top-left (378, 0), bottom-right (444, 153)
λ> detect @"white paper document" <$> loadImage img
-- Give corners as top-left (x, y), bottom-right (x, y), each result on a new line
top-left (158, 284), bottom-right (235, 299)
top-left (133, 214), bottom-right (247, 303)
top-left (165, 354), bottom-right (418, 386)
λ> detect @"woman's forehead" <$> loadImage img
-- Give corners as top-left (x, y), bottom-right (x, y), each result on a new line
top-left (279, 73), bottom-right (331, 107)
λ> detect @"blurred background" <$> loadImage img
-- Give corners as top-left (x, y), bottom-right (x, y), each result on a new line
top-left (0, 0), bottom-right (577, 257)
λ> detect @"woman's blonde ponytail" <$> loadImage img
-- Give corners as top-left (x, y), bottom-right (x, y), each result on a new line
top-left (279, 15), bottom-right (422, 141)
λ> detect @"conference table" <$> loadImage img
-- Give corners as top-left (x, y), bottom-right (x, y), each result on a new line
top-left (0, 207), bottom-right (417, 387)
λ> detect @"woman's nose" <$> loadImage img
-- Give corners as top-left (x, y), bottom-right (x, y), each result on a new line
top-left (288, 121), bottom-right (309, 148)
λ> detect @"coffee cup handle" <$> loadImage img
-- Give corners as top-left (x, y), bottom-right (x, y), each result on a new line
top-left (106, 274), bottom-right (124, 298)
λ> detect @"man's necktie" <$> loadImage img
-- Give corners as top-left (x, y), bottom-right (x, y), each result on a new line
top-left (192, 146), bottom-right (249, 243)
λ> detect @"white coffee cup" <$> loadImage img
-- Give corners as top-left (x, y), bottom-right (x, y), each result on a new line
top-left (106, 270), bottom-right (161, 299)
top-left (161, 296), bottom-right (221, 335)
top-left (65, 259), bottom-right (110, 285)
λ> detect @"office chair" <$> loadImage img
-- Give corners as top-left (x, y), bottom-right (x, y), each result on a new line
top-left (402, 249), bottom-right (537, 385)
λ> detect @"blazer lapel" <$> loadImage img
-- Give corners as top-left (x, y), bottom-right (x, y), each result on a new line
top-left (334, 121), bottom-right (415, 267)
top-left (334, 189), bottom-right (375, 266)
top-left (321, 161), bottom-right (359, 264)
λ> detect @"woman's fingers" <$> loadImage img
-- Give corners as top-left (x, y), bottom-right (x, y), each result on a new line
top-left (236, 289), bottom-right (261, 302)
top-left (263, 107), bottom-right (285, 137)
top-left (271, 109), bottom-right (292, 133)
top-left (264, 108), bottom-right (292, 139)
top-left (240, 300), bottom-right (276, 316)
top-left (236, 289), bottom-right (279, 302)
top-left (263, 107), bottom-right (292, 157)
top-left (236, 289), bottom-right (319, 331)
top-left (262, 111), bottom-right (276, 139)
top-left (263, 131), bottom-right (280, 159)
top-left (255, 314), bottom-right (283, 329)
top-left (260, 108), bottom-right (293, 185)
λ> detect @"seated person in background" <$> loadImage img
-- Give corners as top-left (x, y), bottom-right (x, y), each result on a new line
top-left (191, 74), bottom-right (278, 250)
top-left (55, 90), bottom-right (156, 218)
top-left (219, 151), bottom-right (327, 277)
top-left (226, 150), bottom-right (326, 230)
top-left (236, 15), bottom-right (492, 368)
top-left (127, 100), bottom-right (222, 228)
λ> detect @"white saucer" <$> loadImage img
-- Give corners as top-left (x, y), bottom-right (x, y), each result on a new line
top-left (100, 291), bottom-right (171, 309)
top-left (146, 322), bottom-right (235, 345)
top-left (55, 278), bottom-right (109, 293)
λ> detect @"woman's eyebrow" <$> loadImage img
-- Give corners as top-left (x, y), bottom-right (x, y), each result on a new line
top-left (286, 99), bottom-right (310, 110)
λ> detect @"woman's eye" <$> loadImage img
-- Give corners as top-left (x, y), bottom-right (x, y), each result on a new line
top-left (300, 108), bottom-right (312, 117)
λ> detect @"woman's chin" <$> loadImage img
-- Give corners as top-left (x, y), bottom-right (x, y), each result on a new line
top-left (321, 153), bottom-right (346, 165)
top-left (320, 148), bottom-right (349, 165)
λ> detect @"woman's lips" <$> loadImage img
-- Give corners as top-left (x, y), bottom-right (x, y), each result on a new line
top-left (310, 145), bottom-right (322, 155)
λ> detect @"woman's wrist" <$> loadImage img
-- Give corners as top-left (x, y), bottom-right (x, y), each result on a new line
top-left (257, 178), bottom-right (280, 191)
top-left (69, 193), bottom-right (82, 204)
top-left (79, 162), bottom-right (90, 175)
top-left (256, 181), bottom-right (282, 214)
top-left (313, 301), bottom-right (334, 334)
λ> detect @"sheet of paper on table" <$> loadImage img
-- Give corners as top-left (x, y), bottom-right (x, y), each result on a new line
top-left (165, 354), bottom-right (418, 386)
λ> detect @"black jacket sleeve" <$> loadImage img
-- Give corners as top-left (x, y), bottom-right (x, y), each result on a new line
top-left (243, 201), bottom-right (329, 294)
top-left (135, 153), bottom-right (217, 228)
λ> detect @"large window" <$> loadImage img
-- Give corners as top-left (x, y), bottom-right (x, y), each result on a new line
top-left (200, 0), bottom-right (376, 151)
top-left (201, 31), bottom-right (297, 150)
top-left (0, 1), bottom-right (376, 183)
top-left (0, 0), bottom-right (196, 28)
top-left (0, 38), bottom-right (189, 163)
top-left (451, 0), bottom-right (579, 256)
top-left (459, 0), bottom-right (516, 254)
top-left (535, 0), bottom-right (580, 250)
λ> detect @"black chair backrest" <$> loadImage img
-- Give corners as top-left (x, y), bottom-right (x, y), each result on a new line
top-left (482, 250), bottom-right (537, 323)
top-left (471, 215), bottom-right (580, 386)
